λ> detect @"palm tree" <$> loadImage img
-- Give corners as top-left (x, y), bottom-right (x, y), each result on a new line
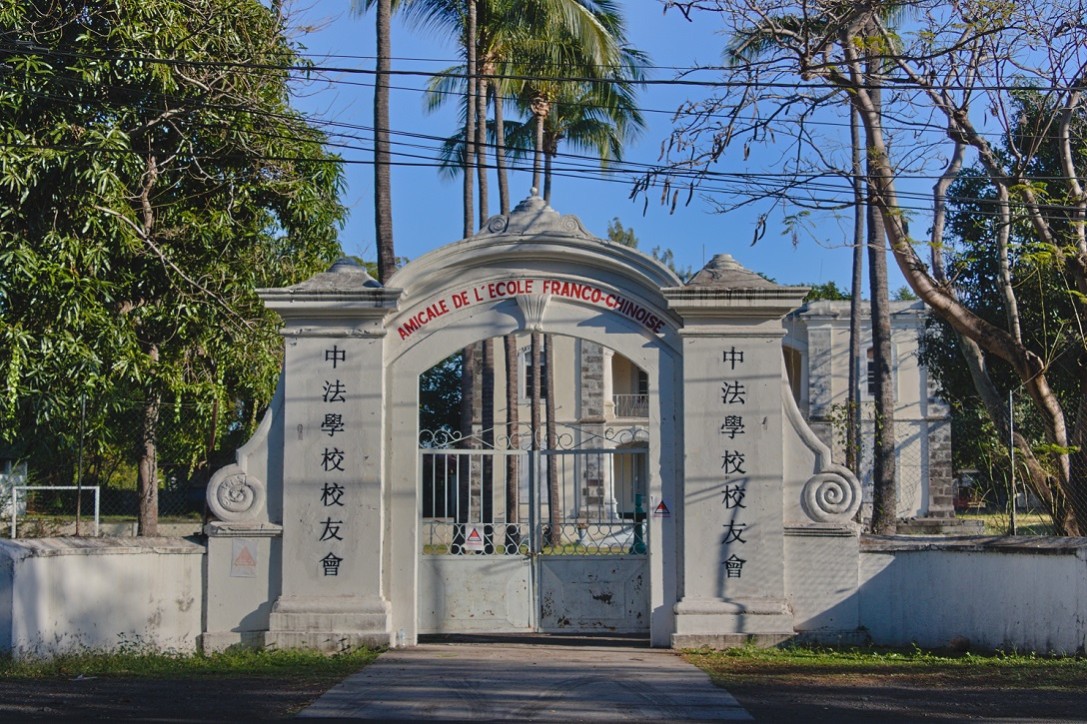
top-left (410, 0), bottom-right (644, 551)
top-left (501, 75), bottom-right (644, 203)
top-left (352, 0), bottom-right (397, 284)
top-left (419, 0), bottom-right (638, 204)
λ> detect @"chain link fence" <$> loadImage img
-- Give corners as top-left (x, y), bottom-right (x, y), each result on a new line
top-left (2, 406), bottom-right (220, 540)
top-left (952, 464), bottom-right (1059, 537)
top-left (948, 398), bottom-right (1061, 537)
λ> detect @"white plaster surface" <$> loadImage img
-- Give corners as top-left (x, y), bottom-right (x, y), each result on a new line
top-left (202, 522), bottom-right (282, 651)
top-left (418, 555), bottom-right (533, 633)
top-left (784, 300), bottom-right (948, 519)
top-left (0, 538), bottom-right (202, 658)
top-left (784, 529), bottom-right (861, 637)
top-left (859, 538), bottom-right (1087, 653)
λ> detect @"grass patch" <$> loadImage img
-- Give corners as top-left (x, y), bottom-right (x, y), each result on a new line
top-left (957, 511), bottom-right (1054, 535)
top-left (684, 644), bottom-right (1087, 692)
top-left (0, 646), bottom-right (382, 682)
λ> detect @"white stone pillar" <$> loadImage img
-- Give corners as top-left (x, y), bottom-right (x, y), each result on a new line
top-left (666, 255), bottom-right (807, 647)
top-left (259, 259), bottom-right (399, 651)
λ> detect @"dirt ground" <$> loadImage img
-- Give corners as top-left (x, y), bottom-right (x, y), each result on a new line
top-left (724, 678), bottom-right (1087, 722)
top-left (1, 671), bottom-right (1086, 721)
top-left (0, 676), bottom-right (334, 720)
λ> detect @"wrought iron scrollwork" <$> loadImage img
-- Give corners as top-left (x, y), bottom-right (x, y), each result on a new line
top-left (420, 423), bottom-right (649, 451)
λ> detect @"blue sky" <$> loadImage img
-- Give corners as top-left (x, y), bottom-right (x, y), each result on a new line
top-left (288, 2), bottom-right (905, 292)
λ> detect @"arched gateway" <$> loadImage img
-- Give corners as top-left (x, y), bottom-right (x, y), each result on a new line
top-left (202, 195), bottom-right (864, 651)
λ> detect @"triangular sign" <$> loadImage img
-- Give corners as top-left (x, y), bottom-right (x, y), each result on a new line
top-left (233, 545), bottom-right (257, 567)
top-left (466, 528), bottom-right (483, 543)
top-left (654, 500), bottom-right (670, 517)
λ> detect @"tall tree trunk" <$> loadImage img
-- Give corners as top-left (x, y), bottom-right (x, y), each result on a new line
top-left (493, 54), bottom-right (513, 547)
top-left (866, 80), bottom-right (897, 533)
top-left (374, 0), bottom-right (395, 283)
top-left (137, 343), bottom-right (160, 537)
top-left (481, 338), bottom-right (495, 552)
top-left (503, 334), bottom-right (519, 552)
top-left (857, 51), bottom-right (896, 536)
top-left (476, 71), bottom-right (489, 225)
top-left (530, 96), bottom-right (548, 194)
top-left (543, 148), bottom-right (554, 204)
top-left (545, 335), bottom-right (560, 547)
top-left (492, 83), bottom-right (510, 215)
top-left (475, 64), bottom-right (494, 544)
top-left (462, 0), bottom-right (477, 238)
top-left (530, 331), bottom-right (542, 547)
top-left (452, 0), bottom-right (478, 555)
top-left (453, 344), bottom-right (477, 553)
top-left (868, 196), bottom-right (897, 534)
top-left (847, 104), bottom-right (864, 476)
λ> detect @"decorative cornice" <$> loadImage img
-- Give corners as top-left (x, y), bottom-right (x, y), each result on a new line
top-left (665, 254), bottom-right (807, 320)
top-left (258, 258), bottom-right (400, 320)
top-left (473, 192), bottom-right (592, 240)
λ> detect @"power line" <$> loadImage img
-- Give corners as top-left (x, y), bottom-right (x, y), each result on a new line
top-left (5, 39), bottom-right (1087, 94)
top-left (4, 45), bottom-right (1087, 221)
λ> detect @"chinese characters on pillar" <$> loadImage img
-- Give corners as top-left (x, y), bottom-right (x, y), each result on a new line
top-left (320, 345), bottom-right (347, 576)
top-left (720, 346), bottom-right (748, 579)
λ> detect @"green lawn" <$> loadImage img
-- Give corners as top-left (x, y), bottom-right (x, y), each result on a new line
top-left (0, 646), bottom-right (381, 680)
top-left (685, 644), bottom-right (1087, 691)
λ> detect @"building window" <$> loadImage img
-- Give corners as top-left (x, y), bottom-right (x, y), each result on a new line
top-left (519, 347), bottom-right (548, 401)
top-left (865, 346), bottom-right (898, 401)
top-left (866, 348), bottom-right (876, 397)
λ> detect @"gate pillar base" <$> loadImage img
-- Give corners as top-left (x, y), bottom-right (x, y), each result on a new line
top-left (671, 597), bottom-right (794, 649)
top-left (264, 595), bottom-right (391, 652)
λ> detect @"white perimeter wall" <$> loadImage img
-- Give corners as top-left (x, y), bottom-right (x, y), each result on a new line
top-left (859, 538), bottom-right (1087, 654)
top-left (3, 536), bottom-right (1087, 656)
top-left (0, 538), bottom-right (203, 659)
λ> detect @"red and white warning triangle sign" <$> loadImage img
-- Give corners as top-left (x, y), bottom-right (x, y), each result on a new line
top-left (230, 539), bottom-right (257, 577)
top-left (653, 500), bottom-right (671, 517)
top-left (233, 545), bottom-right (257, 567)
top-left (464, 525), bottom-right (485, 552)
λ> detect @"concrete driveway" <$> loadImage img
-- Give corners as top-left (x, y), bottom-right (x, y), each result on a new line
top-left (299, 639), bottom-right (751, 721)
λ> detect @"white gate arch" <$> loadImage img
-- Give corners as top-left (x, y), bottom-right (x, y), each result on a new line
top-left (201, 193), bottom-right (865, 653)
top-left (383, 197), bottom-right (683, 644)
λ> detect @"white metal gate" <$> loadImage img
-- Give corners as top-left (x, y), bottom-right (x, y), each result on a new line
top-left (417, 428), bottom-right (649, 634)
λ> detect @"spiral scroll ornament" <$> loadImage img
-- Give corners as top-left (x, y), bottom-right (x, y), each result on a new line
top-left (560, 216), bottom-right (585, 234)
top-left (207, 464), bottom-right (266, 522)
top-left (801, 472), bottom-right (861, 523)
top-left (484, 215), bottom-right (509, 234)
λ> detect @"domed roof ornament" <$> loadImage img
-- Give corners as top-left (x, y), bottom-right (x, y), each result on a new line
top-left (474, 189), bottom-right (592, 240)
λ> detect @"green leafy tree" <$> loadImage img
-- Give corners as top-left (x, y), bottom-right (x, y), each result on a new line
top-left (724, 4), bottom-right (910, 514)
top-left (923, 91), bottom-right (1087, 524)
top-left (0, 0), bottom-right (345, 533)
top-left (803, 282), bottom-right (850, 302)
top-left (653, 0), bottom-right (1087, 534)
top-left (606, 218), bottom-right (692, 281)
